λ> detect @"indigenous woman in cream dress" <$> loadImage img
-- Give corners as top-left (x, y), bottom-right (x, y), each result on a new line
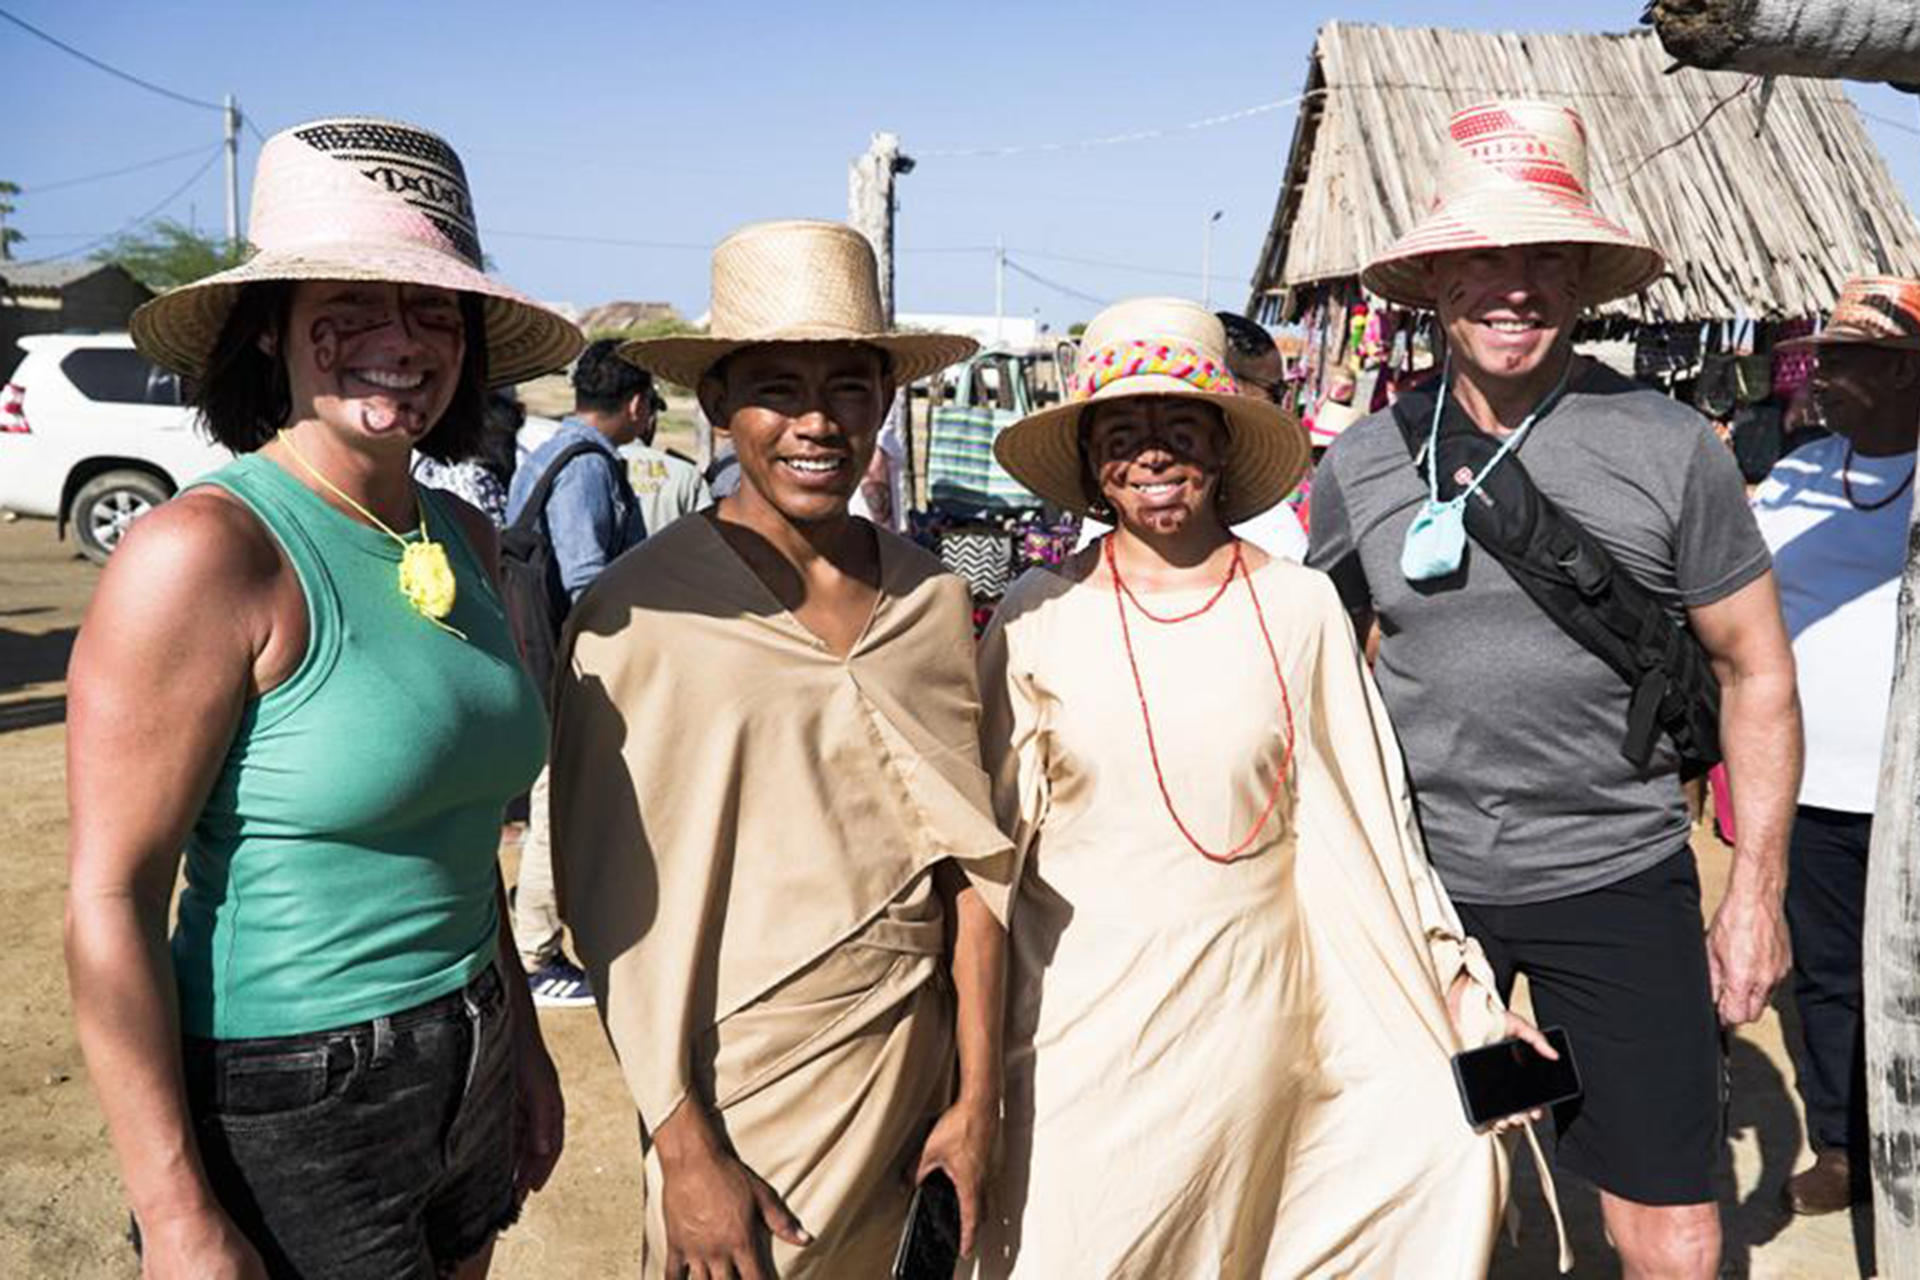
top-left (975, 299), bottom-right (1562, 1279)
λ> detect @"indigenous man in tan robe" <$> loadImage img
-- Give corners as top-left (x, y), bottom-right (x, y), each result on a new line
top-left (550, 220), bottom-right (1015, 1280)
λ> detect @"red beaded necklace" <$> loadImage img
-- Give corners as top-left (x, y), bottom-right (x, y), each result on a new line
top-left (1842, 443), bottom-right (1917, 512)
top-left (1106, 535), bottom-right (1296, 864)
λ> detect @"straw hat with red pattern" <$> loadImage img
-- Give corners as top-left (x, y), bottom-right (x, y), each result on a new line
top-left (1776, 276), bottom-right (1920, 352)
top-left (1362, 99), bottom-right (1666, 310)
top-left (993, 297), bottom-right (1310, 525)
top-left (131, 117), bottom-right (583, 386)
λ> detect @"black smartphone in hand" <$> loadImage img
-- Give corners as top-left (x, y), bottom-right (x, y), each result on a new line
top-left (1451, 1025), bottom-right (1581, 1129)
top-left (892, 1168), bottom-right (962, 1280)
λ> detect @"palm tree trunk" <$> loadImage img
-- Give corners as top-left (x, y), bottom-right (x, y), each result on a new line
top-left (1649, 0), bottom-right (1920, 82)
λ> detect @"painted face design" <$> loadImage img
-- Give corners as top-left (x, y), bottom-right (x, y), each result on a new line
top-left (1432, 245), bottom-right (1585, 383)
top-left (1086, 398), bottom-right (1229, 534)
top-left (288, 282), bottom-right (464, 440)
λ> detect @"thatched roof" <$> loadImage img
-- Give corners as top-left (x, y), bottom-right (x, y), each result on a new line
top-left (1249, 23), bottom-right (1920, 323)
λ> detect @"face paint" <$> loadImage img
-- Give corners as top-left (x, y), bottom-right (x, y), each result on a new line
top-left (310, 317), bottom-right (340, 376)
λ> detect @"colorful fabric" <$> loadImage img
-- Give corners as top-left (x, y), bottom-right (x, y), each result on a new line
top-left (1075, 339), bottom-right (1238, 400)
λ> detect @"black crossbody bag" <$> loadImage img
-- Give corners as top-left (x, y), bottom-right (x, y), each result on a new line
top-left (1388, 387), bottom-right (1723, 779)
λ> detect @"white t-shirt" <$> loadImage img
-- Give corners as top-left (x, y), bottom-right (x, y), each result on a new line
top-left (1074, 503), bottom-right (1308, 562)
top-left (1753, 435), bottom-right (1915, 813)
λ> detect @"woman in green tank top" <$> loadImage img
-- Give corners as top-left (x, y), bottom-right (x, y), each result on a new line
top-left (65, 118), bottom-right (583, 1280)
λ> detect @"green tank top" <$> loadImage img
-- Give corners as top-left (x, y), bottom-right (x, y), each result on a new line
top-left (172, 453), bottom-right (547, 1038)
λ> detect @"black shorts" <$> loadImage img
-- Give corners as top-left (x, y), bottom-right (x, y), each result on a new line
top-left (146, 962), bottom-right (519, 1279)
top-left (1455, 846), bottom-right (1724, 1206)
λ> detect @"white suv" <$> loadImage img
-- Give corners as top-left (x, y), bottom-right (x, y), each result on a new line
top-left (0, 333), bottom-right (229, 563)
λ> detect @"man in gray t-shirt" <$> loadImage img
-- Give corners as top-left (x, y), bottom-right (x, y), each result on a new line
top-left (1310, 100), bottom-right (1800, 1279)
top-left (1312, 361), bottom-right (1771, 903)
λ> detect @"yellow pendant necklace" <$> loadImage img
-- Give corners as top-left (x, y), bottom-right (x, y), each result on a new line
top-left (276, 429), bottom-right (466, 639)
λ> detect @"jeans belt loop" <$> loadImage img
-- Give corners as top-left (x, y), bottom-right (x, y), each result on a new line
top-left (370, 1014), bottom-right (395, 1069)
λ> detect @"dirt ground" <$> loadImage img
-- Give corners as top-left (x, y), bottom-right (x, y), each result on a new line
top-left (0, 513), bottom-right (1862, 1277)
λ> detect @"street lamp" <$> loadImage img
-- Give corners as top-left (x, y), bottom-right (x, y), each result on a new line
top-left (1202, 210), bottom-right (1223, 310)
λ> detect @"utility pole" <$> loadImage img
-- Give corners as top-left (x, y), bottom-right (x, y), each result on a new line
top-left (1202, 210), bottom-right (1223, 310)
top-left (848, 131), bottom-right (913, 325)
top-left (995, 236), bottom-right (1006, 345)
top-left (848, 131), bottom-right (917, 518)
top-left (223, 94), bottom-right (241, 247)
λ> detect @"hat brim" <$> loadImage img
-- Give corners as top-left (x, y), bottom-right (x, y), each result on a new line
top-left (619, 329), bottom-right (979, 389)
top-left (992, 377), bottom-right (1312, 526)
top-left (1360, 191), bottom-right (1666, 310)
top-left (129, 243), bottom-right (584, 388)
top-left (1774, 330), bottom-right (1920, 353)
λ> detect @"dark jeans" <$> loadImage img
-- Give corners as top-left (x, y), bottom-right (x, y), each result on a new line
top-left (1785, 805), bottom-right (1870, 1157)
top-left (155, 961), bottom-right (518, 1279)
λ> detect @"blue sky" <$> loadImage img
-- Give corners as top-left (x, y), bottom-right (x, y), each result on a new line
top-left (10, 0), bottom-right (1920, 329)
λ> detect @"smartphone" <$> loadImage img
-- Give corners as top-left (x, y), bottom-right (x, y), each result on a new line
top-left (891, 1168), bottom-right (962, 1280)
top-left (1451, 1025), bottom-right (1581, 1129)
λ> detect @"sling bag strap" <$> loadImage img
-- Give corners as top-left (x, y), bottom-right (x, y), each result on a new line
top-left (1388, 386), bottom-right (1723, 778)
top-left (503, 439), bottom-right (631, 548)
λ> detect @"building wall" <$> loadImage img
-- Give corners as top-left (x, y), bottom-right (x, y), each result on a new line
top-left (0, 271), bottom-right (152, 381)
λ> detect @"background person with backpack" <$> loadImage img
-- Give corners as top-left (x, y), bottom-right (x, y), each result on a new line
top-left (502, 342), bottom-right (648, 1007)
top-left (1307, 100), bottom-right (1799, 1280)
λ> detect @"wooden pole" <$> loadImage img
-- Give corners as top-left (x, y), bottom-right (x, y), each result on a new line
top-left (848, 132), bottom-right (914, 523)
top-left (848, 131), bottom-right (910, 325)
top-left (1649, 0), bottom-right (1920, 82)
top-left (1867, 508), bottom-right (1920, 1278)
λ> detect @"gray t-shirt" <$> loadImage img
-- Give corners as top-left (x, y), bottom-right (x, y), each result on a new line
top-left (1308, 360), bottom-right (1770, 904)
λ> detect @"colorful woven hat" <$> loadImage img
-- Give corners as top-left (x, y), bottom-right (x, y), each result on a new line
top-left (619, 220), bottom-right (978, 388)
top-left (1776, 276), bottom-right (1920, 352)
top-left (993, 298), bottom-right (1311, 525)
top-left (131, 117), bottom-right (582, 387)
top-left (1362, 100), bottom-right (1666, 310)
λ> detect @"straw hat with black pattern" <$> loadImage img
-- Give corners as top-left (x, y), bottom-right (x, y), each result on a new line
top-left (993, 297), bottom-right (1311, 526)
top-left (618, 219), bottom-right (979, 388)
top-left (130, 116), bottom-right (582, 386)
top-left (1362, 99), bottom-right (1666, 310)
top-left (1776, 275), bottom-right (1920, 352)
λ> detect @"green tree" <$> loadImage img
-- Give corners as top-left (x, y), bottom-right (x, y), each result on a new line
top-left (0, 182), bottom-right (23, 262)
top-left (91, 219), bottom-right (245, 290)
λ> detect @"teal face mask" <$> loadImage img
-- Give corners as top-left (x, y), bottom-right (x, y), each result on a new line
top-left (1400, 355), bottom-right (1573, 583)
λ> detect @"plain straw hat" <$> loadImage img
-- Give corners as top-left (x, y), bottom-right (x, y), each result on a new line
top-left (618, 220), bottom-right (978, 388)
top-left (1775, 275), bottom-right (1920, 352)
top-left (130, 117), bottom-right (583, 386)
top-left (1362, 100), bottom-right (1666, 310)
top-left (993, 298), bottom-right (1311, 525)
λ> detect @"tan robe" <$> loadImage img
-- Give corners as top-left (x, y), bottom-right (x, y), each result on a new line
top-left (975, 557), bottom-right (1554, 1278)
top-left (551, 515), bottom-right (1016, 1278)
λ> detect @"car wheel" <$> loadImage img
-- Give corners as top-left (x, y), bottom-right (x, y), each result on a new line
top-left (72, 470), bottom-right (171, 564)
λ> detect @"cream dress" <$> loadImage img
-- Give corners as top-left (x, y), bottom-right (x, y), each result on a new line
top-left (974, 554), bottom-right (1526, 1279)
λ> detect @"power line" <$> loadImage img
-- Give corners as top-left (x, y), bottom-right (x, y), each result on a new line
top-left (20, 148), bottom-right (223, 264)
top-left (483, 228), bottom-right (712, 251)
top-left (921, 96), bottom-right (1302, 160)
top-left (22, 142), bottom-right (219, 194)
top-left (1003, 257), bottom-right (1108, 308)
top-left (1859, 106), bottom-right (1920, 137)
top-left (0, 5), bottom-right (224, 111)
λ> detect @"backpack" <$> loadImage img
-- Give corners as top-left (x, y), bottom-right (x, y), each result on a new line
top-left (1389, 388), bottom-right (1723, 779)
top-left (499, 440), bottom-right (629, 707)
